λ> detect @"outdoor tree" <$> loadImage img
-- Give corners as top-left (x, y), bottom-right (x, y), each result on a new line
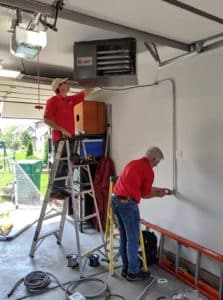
top-left (10, 139), bottom-right (20, 155)
top-left (1, 126), bottom-right (21, 154)
top-left (21, 131), bottom-right (32, 147)
top-left (26, 140), bottom-right (33, 157)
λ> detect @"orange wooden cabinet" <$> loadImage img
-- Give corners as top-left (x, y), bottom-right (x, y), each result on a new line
top-left (74, 101), bottom-right (106, 134)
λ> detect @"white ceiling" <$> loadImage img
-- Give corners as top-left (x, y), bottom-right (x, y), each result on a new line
top-left (59, 0), bottom-right (223, 43)
top-left (1, 0), bottom-right (223, 73)
top-left (0, 0), bottom-right (222, 118)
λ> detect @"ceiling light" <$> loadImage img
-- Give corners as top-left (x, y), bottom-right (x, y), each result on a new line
top-left (0, 69), bottom-right (21, 78)
top-left (10, 26), bottom-right (47, 59)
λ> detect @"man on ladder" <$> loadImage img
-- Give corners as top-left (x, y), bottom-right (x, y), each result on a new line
top-left (29, 78), bottom-right (104, 276)
top-left (29, 136), bottom-right (108, 277)
top-left (111, 147), bottom-right (172, 281)
top-left (44, 77), bottom-right (92, 200)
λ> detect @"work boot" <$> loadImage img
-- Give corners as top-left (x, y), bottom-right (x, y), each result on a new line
top-left (121, 269), bottom-right (127, 278)
top-left (126, 270), bottom-right (150, 281)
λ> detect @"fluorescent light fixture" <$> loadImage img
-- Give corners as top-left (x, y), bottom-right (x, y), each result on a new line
top-left (0, 69), bottom-right (21, 78)
top-left (10, 26), bottom-right (47, 59)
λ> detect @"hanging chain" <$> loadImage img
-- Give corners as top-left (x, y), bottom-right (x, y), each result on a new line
top-left (35, 25), bottom-right (43, 110)
top-left (37, 52), bottom-right (40, 104)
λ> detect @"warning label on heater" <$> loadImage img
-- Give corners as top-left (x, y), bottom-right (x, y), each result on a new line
top-left (77, 57), bottom-right (93, 66)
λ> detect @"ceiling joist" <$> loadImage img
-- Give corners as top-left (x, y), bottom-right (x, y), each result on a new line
top-left (0, 0), bottom-right (222, 72)
top-left (0, 0), bottom-right (191, 52)
top-left (161, 0), bottom-right (223, 25)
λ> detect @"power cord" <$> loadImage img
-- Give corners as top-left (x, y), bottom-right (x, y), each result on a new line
top-left (7, 270), bottom-right (65, 298)
top-left (65, 278), bottom-right (107, 299)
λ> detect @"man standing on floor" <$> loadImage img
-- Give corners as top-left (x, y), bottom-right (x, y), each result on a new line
top-left (111, 146), bottom-right (172, 281)
top-left (44, 77), bottom-right (92, 199)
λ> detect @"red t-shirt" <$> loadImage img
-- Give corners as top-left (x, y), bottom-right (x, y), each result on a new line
top-left (44, 92), bottom-right (84, 141)
top-left (113, 157), bottom-right (154, 204)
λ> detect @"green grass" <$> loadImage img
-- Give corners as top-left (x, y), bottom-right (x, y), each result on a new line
top-left (15, 151), bottom-right (39, 161)
top-left (0, 168), bottom-right (14, 203)
top-left (40, 173), bottom-right (49, 197)
top-left (14, 151), bottom-right (26, 160)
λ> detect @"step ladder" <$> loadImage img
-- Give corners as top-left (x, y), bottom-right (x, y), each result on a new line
top-left (29, 137), bottom-right (108, 277)
top-left (105, 176), bottom-right (148, 275)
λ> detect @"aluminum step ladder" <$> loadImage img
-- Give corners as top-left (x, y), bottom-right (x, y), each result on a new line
top-left (105, 176), bottom-right (148, 275)
top-left (29, 137), bottom-right (108, 277)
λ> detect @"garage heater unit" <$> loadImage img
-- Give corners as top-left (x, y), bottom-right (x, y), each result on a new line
top-left (73, 37), bottom-right (137, 87)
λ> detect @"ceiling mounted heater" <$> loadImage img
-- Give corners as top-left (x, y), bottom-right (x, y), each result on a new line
top-left (73, 37), bottom-right (137, 87)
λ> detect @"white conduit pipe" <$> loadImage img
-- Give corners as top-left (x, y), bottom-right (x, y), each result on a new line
top-left (135, 277), bottom-right (157, 300)
top-left (101, 77), bottom-right (177, 193)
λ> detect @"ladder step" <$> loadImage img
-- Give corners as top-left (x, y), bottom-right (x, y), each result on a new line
top-left (58, 157), bottom-right (68, 161)
top-left (73, 182), bottom-right (91, 188)
top-left (44, 212), bottom-right (63, 220)
top-left (79, 213), bottom-right (97, 222)
top-left (54, 176), bottom-right (68, 181)
top-left (81, 244), bottom-right (106, 258)
top-left (38, 229), bottom-right (60, 240)
top-left (79, 190), bottom-right (93, 195)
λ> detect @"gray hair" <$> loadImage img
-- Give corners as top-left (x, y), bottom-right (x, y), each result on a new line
top-left (145, 147), bottom-right (164, 160)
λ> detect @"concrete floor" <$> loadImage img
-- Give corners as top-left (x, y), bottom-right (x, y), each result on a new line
top-left (0, 206), bottom-right (198, 300)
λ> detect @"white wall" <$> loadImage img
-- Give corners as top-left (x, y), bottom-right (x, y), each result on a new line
top-left (104, 45), bottom-right (223, 274)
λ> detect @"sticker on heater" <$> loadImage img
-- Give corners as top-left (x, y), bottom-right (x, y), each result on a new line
top-left (77, 57), bottom-right (93, 66)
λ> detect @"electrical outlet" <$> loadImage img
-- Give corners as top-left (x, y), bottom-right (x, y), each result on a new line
top-left (176, 150), bottom-right (183, 159)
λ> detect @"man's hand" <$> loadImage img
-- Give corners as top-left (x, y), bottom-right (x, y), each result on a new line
top-left (143, 187), bottom-right (173, 199)
top-left (83, 88), bottom-right (93, 97)
top-left (44, 117), bottom-right (72, 137)
top-left (157, 188), bottom-right (173, 197)
top-left (60, 128), bottom-right (72, 138)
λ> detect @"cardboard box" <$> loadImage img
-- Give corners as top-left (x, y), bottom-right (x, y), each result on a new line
top-left (74, 101), bottom-right (106, 134)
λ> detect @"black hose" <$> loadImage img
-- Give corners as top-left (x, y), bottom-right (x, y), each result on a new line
top-left (8, 270), bottom-right (125, 300)
top-left (23, 271), bottom-right (51, 292)
top-left (8, 270), bottom-right (65, 298)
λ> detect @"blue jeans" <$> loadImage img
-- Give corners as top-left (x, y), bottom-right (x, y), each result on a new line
top-left (111, 195), bottom-right (140, 274)
top-left (52, 140), bottom-right (76, 193)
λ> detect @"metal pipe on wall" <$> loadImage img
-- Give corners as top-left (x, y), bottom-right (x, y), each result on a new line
top-left (158, 78), bottom-right (177, 194)
top-left (102, 78), bottom-right (177, 193)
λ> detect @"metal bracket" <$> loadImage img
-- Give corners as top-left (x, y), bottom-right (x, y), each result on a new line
top-left (144, 42), bottom-right (161, 65)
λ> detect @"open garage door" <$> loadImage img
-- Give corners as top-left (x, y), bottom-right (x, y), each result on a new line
top-left (0, 77), bottom-right (83, 119)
